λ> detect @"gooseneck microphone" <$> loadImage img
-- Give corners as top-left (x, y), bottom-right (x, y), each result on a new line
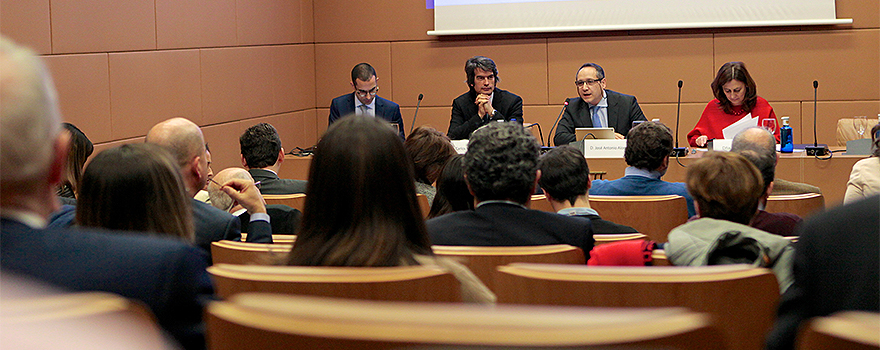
top-left (410, 93), bottom-right (423, 134)
top-left (671, 80), bottom-right (687, 157)
top-left (547, 100), bottom-right (569, 146)
top-left (805, 81), bottom-right (828, 156)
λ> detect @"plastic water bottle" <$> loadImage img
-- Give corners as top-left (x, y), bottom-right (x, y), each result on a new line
top-left (780, 116), bottom-right (793, 153)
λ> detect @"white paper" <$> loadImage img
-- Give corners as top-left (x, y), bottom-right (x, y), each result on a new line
top-left (722, 113), bottom-right (757, 139)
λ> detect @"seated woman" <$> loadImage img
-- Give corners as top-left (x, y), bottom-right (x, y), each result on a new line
top-left (404, 126), bottom-right (457, 205)
top-left (688, 62), bottom-right (780, 147)
top-left (286, 116), bottom-right (494, 303)
top-left (427, 155), bottom-right (474, 219)
top-left (75, 143), bottom-right (193, 242)
top-left (844, 123), bottom-right (880, 203)
top-left (57, 122), bottom-right (93, 203)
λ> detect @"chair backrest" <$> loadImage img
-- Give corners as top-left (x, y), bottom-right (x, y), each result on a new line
top-left (651, 249), bottom-right (672, 266)
top-left (836, 118), bottom-right (879, 146)
top-left (431, 244), bottom-right (585, 292)
top-left (207, 264), bottom-right (462, 302)
top-left (594, 233), bottom-right (648, 245)
top-left (239, 234), bottom-right (296, 244)
top-left (529, 194), bottom-right (555, 212)
top-left (797, 311), bottom-right (880, 350)
top-left (495, 263), bottom-right (779, 350)
top-left (206, 293), bottom-right (726, 350)
top-left (210, 240), bottom-right (293, 265)
top-left (416, 193), bottom-right (430, 218)
top-left (262, 193), bottom-right (306, 212)
top-left (765, 193), bottom-right (825, 218)
top-left (589, 195), bottom-right (689, 242)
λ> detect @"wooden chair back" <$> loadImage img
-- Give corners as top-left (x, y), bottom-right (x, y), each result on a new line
top-left (798, 311), bottom-right (880, 350)
top-left (416, 193), bottom-right (430, 218)
top-left (239, 234), bottom-right (296, 244)
top-left (207, 264), bottom-right (462, 302)
top-left (210, 241), bottom-right (292, 266)
top-left (495, 263), bottom-right (779, 350)
top-left (765, 193), bottom-right (825, 218)
top-left (431, 244), bottom-right (585, 292)
top-left (651, 249), bottom-right (672, 266)
top-left (262, 193), bottom-right (306, 212)
top-left (594, 233), bottom-right (648, 245)
top-left (206, 293), bottom-right (726, 350)
top-left (529, 194), bottom-right (555, 212)
top-left (589, 195), bottom-right (689, 242)
top-left (837, 117), bottom-right (879, 146)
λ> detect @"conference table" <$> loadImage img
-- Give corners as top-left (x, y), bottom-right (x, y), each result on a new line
top-left (282, 151), bottom-right (865, 209)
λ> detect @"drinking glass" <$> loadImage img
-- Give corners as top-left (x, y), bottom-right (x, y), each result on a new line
top-left (854, 116), bottom-right (868, 138)
top-left (761, 118), bottom-right (776, 133)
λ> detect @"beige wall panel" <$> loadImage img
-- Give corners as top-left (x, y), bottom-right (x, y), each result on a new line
top-left (201, 121), bottom-right (249, 171)
top-left (399, 107), bottom-right (455, 139)
top-left (314, 43), bottom-right (392, 108)
top-left (1, 0), bottom-right (51, 54)
top-left (390, 40), bottom-right (549, 109)
top-left (769, 102), bottom-right (804, 144)
top-left (300, 0), bottom-right (315, 42)
top-left (715, 30), bottom-right (880, 102)
top-left (300, 109), bottom-right (319, 147)
top-left (156, 0), bottom-right (236, 49)
top-left (250, 113), bottom-right (304, 151)
top-left (548, 35), bottom-right (715, 105)
top-left (313, 0), bottom-right (433, 43)
top-left (201, 47), bottom-right (275, 124)
top-left (236, 0), bottom-right (303, 45)
top-left (51, 0), bottom-right (155, 53)
top-left (315, 108), bottom-right (330, 139)
top-left (836, 0), bottom-right (880, 29)
top-left (109, 50), bottom-right (202, 139)
top-left (800, 101), bottom-right (880, 146)
top-left (637, 103), bottom-right (706, 146)
top-left (43, 54), bottom-right (112, 144)
top-left (269, 45), bottom-right (315, 113)
top-left (91, 137), bottom-right (145, 160)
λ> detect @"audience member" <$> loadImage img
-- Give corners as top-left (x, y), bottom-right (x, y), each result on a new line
top-left (447, 56), bottom-right (523, 140)
top-left (0, 36), bottom-right (212, 350)
top-left (208, 167), bottom-right (301, 235)
top-left (538, 145), bottom-right (638, 234)
top-left (239, 122), bottom-right (307, 194)
top-left (404, 126), bottom-right (457, 204)
top-left (286, 115), bottom-right (494, 303)
top-left (844, 123), bottom-right (880, 203)
top-left (328, 63), bottom-right (405, 138)
top-left (193, 143), bottom-right (213, 203)
top-left (665, 152), bottom-right (794, 293)
top-left (730, 126), bottom-right (821, 195)
top-left (426, 122), bottom-right (594, 258)
top-left (427, 155), bottom-right (473, 219)
top-left (56, 122), bottom-right (93, 204)
top-left (765, 195), bottom-right (879, 350)
top-left (589, 121), bottom-right (695, 216)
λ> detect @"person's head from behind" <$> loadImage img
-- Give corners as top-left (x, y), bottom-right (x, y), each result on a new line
top-left (145, 117), bottom-right (208, 197)
top-left (240, 122), bottom-right (282, 170)
top-left (538, 145), bottom-right (591, 206)
top-left (288, 115), bottom-right (431, 267)
top-left (686, 152), bottom-right (764, 225)
top-left (711, 61), bottom-right (758, 114)
top-left (465, 122), bottom-right (540, 204)
top-left (0, 37), bottom-right (66, 218)
top-left (428, 155), bottom-right (473, 218)
top-left (208, 167), bottom-right (254, 213)
top-left (465, 56), bottom-right (499, 95)
top-left (624, 121), bottom-right (673, 172)
top-left (405, 126), bottom-right (456, 185)
top-left (76, 143), bottom-right (193, 242)
top-left (350, 63), bottom-right (378, 106)
top-left (59, 122), bottom-right (93, 197)
top-left (731, 127), bottom-right (777, 199)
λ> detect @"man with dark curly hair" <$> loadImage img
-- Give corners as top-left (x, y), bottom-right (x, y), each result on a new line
top-left (240, 122), bottom-right (307, 194)
top-left (425, 122), bottom-right (594, 258)
top-left (589, 121), bottom-right (695, 216)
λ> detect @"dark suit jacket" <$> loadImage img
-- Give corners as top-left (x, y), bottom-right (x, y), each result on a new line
top-left (248, 169), bottom-right (307, 195)
top-left (328, 93), bottom-right (405, 138)
top-left (448, 88), bottom-right (524, 140)
top-left (191, 199), bottom-right (272, 260)
top-left (574, 213), bottom-right (638, 235)
top-left (1, 218), bottom-right (214, 350)
top-left (553, 90), bottom-right (646, 145)
top-left (765, 195), bottom-right (879, 350)
top-left (425, 202), bottom-right (594, 260)
top-left (240, 204), bottom-right (301, 235)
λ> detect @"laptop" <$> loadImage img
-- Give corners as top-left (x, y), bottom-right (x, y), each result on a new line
top-left (575, 127), bottom-right (616, 140)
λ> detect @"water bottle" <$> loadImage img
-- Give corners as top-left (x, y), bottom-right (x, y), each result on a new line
top-left (780, 116), bottom-right (793, 153)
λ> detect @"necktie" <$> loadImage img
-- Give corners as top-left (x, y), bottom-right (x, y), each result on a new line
top-left (358, 105), bottom-right (369, 116)
top-left (590, 105), bottom-right (603, 128)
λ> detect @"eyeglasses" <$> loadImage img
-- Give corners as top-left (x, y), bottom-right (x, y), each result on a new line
top-left (574, 79), bottom-right (602, 88)
top-left (355, 86), bottom-right (379, 97)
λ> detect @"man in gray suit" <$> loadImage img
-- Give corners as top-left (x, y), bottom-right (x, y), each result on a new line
top-left (554, 63), bottom-right (646, 145)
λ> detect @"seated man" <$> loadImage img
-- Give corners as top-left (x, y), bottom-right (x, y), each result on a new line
top-left (553, 63), bottom-right (646, 144)
top-left (447, 56), bottom-right (523, 140)
top-left (425, 122), bottom-right (594, 258)
top-left (0, 37), bottom-right (212, 350)
top-left (208, 167), bottom-right (301, 235)
top-left (328, 63), bottom-right (404, 139)
top-left (589, 121), bottom-right (695, 216)
top-left (730, 126), bottom-right (821, 195)
top-left (240, 122), bottom-right (307, 194)
top-left (538, 145), bottom-right (638, 234)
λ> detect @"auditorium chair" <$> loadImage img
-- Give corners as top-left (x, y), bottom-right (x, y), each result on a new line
top-left (529, 194), bottom-right (555, 212)
top-left (495, 263), bottom-right (779, 350)
top-left (239, 234), bottom-right (296, 244)
top-left (593, 233), bottom-right (648, 245)
top-left (416, 193), bottom-right (430, 218)
top-left (836, 117), bottom-right (879, 146)
top-left (207, 264), bottom-right (462, 302)
top-left (210, 240), bottom-right (293, 265)
top-left (765, 193), bottom-right (825, 218)
top-left (797, 311), bottom-right (880, 350)
top-left (589, 195), bottom-right (689, 242)
top-left (206, 293), bottom-right (726, 350)
top-left (262, 193), bottom-right (306, 212)
top-left (431, 244), bottom-right (585, 292)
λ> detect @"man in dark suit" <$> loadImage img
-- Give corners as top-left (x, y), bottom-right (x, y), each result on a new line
top-left (209, 167), bottom-right (302, 235)
top-left (328, 62), bottom-right (405, 139)
top-left (146, 117), bottom-right (272, 256)
top-left (447, 56), bottom-right (524, 140)
top-left (0, 37), bottom-right (212, 350)
top-left (240, 122), bottom-right (307, 194)
top-left (538, 145), bottom-right (638, 234)
top-left (425, 123), bottom-right (594, 258)
top-left (553, 63), bottom-right (646, 145)
top-left (765, 195), bottom-right (879, 350)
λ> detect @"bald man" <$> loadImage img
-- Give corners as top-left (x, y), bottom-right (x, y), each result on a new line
top-left (730, 127), bottom-right (822, 196)
top-left (207, 167), bottom-right (300, 235)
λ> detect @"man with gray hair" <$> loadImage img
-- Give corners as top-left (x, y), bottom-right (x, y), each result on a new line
top-left (426, 122), bottom-right (594, 258)
top-left (208, 167), bottom-right (300, 235)
top-left (447, 56), bottom-right (524, 140)
top-left (731, 126), bottom-right (822, 195)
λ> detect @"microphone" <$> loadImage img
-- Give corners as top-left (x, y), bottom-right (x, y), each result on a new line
top-left (524, 123), bottom-right (544, 147)
top-left (671, 80), bottom-right (687, 157)
top-left (547, 100), bottom-right (569, 146)
top-left (409, 93), bottom-right (423, 134)
top-left (805, 81), bottom-right (828, 156)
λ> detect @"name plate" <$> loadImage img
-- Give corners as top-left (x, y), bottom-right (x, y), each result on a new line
top-left (707, 139), bottom-right (732, 152)
top-left (451, 139), bottom-right (469, 154)
top-left (581, 139), bottom-right (627, 158)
